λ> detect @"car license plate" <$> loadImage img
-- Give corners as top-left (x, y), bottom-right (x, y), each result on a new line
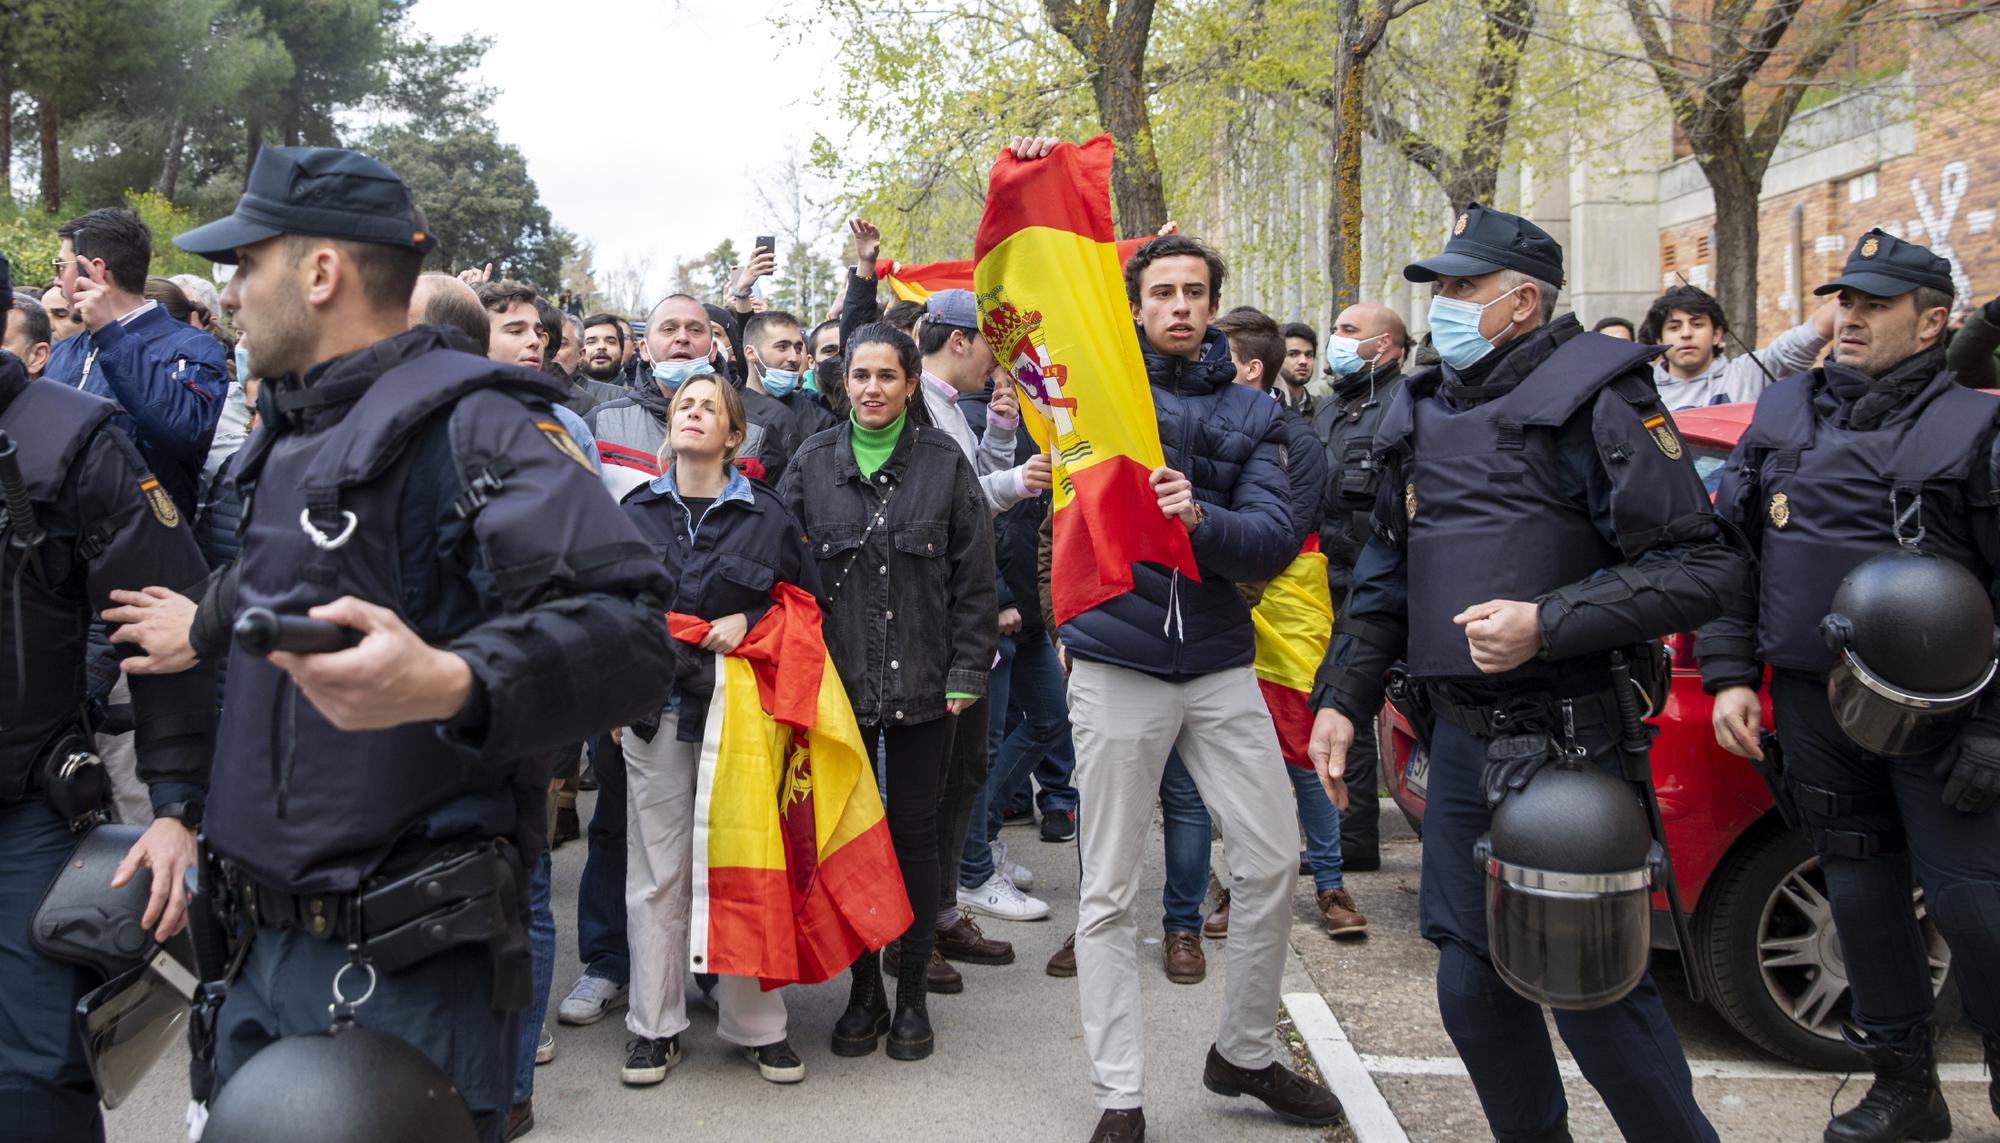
top-left (1404, 747), bottom-right (1430, 800)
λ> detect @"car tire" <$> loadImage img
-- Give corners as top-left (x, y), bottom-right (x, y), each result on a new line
top-left (1697, 824), bottom-right (1958, 1071)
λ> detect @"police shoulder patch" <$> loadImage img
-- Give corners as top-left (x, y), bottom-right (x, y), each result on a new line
top-left (535, 419), bottom-right (596, 472)
top-left (1769, 492), bottom-right (1791, 529)
top-left (139, 477), bottom-right (180, 528)
top-left (1405, 481), bottom-right (1417, 521)
top-left (1641, 414), bottom-right (1683, 460)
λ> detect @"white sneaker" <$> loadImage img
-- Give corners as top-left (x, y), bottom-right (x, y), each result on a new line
top-left (557, 974), bottom-right (629, 1026)
top-left (536, 1024), bottom-right (556, 1065)
top-left (992, 839), bottom-right (1035, 890)
top-left (957, 872), bottom-right (1050, 921)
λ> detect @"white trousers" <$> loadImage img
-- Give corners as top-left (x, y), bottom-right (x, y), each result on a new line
top-left (623, 726), bottom-right (787, 1046)
top-left (1068, 661), bottom-right (1297, 1109)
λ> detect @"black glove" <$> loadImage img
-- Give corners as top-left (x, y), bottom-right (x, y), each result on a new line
top-left (1482, 733), bottom-right (1555, 808)
top-left (1936, 725), bottom-right (2000, 814)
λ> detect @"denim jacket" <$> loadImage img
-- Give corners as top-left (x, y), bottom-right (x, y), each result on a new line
top-left (623, 464), bottom-right (820, 740)
top-left (779, 420), bottom-right (996, 727)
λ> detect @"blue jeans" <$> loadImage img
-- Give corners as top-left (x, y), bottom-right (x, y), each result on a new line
top-left (1159, 752), bottom-right (1212, 934)
top-left (514, 849), bottom-right (555, 1104)
top-left (576, 732), bottom-right (630, 984)
top-left (960, 631), bottom-right (1073, 887)
top-left (1161, 756), bottom-right (1346, 931)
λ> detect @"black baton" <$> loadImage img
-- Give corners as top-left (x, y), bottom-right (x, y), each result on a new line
top-left (233, 607), bottom-right (364, 655)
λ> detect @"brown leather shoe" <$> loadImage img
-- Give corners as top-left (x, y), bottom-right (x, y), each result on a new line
top-left (1046, 932), bottom-right (1077, 977)
top-left (1202, 891), bottom-right (1230, 939)
top-left (1088, 1108), bottom-right (1145, 1141)
top-left (1163, 931), bottom-right (1205, 984)
top-left (1318, 888), bottom-right (1368, 938)
top-left (936, 915), bottom-right (1015, 965)
top-left (1202, 1044), bottom-right (1343, 1125)
top-left (506, 1099), bottom-right (535, 1140)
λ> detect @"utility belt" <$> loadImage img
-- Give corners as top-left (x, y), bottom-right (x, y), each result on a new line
top-left (215, 836), bottom-right (532, 1009)
top-left (1425, 683), bottom-right (1624, 741)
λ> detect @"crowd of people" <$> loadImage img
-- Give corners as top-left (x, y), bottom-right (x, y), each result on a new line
top-left (3, 134), bottom-right (2000, 1143)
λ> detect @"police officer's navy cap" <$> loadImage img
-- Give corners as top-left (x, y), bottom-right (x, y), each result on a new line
top-left (1404, 202), bottom-right (1565, 288)
top-left (175, 146), bottom-right (437, 264)
top-left (1813, 228), bottom-right (1955, 299)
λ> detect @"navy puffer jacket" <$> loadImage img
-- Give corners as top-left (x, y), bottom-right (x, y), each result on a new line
top-left (1059, 326), bottom-right (1298, 677)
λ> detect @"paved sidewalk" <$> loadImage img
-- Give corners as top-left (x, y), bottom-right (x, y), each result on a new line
top-left (109, 793), bottom-right (1333, 1142)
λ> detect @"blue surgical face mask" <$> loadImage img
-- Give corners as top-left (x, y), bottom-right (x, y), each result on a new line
top-left (1325, 333), bottom-right (1386, 379)
top-left (1427, 285), bottom-right (1524, 370)
top-left (760, 366), bottom-right (802, 399)
top-left (651, 356), bottom-right (716, 391)
top-left (234, 342), bottom-right (252, 381)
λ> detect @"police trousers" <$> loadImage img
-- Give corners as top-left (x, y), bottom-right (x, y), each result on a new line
top-left (1420, 719), bottom-right (1717, 1143)
top-left (0, 798), bottom-right (102, 1143)
top-left (1770, 670), bottom-right (2000, 1042)
top-left (215, 928), bottom-right (517, 1143)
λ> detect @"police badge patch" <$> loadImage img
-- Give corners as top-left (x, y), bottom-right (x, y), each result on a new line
top-left (1769, 492), bottom-right (1791, 529)
top-left (1454, 212), bottom-right (1470, 236)
top-left (1405, 482), bottom-right (1417, 521)
top-left (1642, 414), bottom-right (1683, 460)
top-left (1861, 237), bottom-right (1880, 258)
top-left (139, 478), bottom-right (180, 528)
top-left (535, 420), bottom-right (596, 472)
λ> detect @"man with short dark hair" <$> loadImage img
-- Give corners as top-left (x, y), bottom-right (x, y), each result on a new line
top-left (1277, 321), bottom-right (1318, 412)
top-left (1592, 315), bottom-right (1635, 339)
top-left (573, 312), bottom-right (634, 405)
top-left (44, 207), bottom-right (228, 518)
top-left (1640, 283), bottom-right (1832, 410)
top-left (742, 310), bottom-right (836, 439)
top-left (808, 319), bottom-right (841, 366)
top-left (40, 283), bottom-right (81, 343)
top-left (3, 294), bottom-right (52, 379)
top-left (1006, 136), bottom-right (1340, 1141)
top-left (477, 280), bottom-right (545, 371)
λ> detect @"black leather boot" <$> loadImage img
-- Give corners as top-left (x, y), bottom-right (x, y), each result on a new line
top-left (886, 939), bottom-right (934, 1061)
top-left (1824, 1024), bottom-right (1952, 1143)
top-left (830, 950), bottom-right (888, 1057)
top-left (1984, 1032), bottom-right (1999, 1120)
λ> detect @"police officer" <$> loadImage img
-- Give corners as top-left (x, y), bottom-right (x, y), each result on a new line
top-left (0, 253), bottom-right (217, 1143)
top-left (1699, 230), bottom-right (2000, 1143)
top-left (1312, 303), bottom-right (1410, 871)
top-left (1306, 204), bottom-right (1746, 1143)
top-left (168, 148), bottom-right (675, 1143)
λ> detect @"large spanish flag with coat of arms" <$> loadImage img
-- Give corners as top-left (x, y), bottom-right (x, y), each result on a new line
top-left (668, 584), bottom-right (910, 988)
top-left (973, 134), bottom-right (1199, 628)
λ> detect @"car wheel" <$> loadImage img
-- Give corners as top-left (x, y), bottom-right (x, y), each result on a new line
top-left (1698, 825), bottom-right (1957, 1070)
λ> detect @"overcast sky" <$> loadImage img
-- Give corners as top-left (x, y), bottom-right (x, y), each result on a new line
top-left (405, 0), bottom-right (843, 299)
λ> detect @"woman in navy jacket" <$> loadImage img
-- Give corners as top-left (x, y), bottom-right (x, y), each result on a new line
top-left (616, 375), bottom-right (820, 1090)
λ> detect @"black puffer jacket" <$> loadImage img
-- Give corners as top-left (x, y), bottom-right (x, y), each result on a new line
top-left (779, 419), bottom-right (996, 727)
top-left (1057, 326), bottom-right (1298, 677)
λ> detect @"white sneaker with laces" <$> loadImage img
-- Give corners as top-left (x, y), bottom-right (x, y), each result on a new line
top-left (557, 974), bottom-right (629, 1026)
top-left (992, 839), bottom-right (1035, 890)
top-left (957, 871), bottom-right (1051, 921)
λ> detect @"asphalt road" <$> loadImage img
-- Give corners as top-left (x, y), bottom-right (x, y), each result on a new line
top-left (1287, 803), bottom-right (1999, 1142)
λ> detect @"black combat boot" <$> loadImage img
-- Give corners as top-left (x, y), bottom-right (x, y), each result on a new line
top-left (830, 950), bottom-right (888, 1057)
top-left (1984, 1031), bottom-right (1999, 1120)
top-left (886, 938), bottom-right (934, 1061)
top-left (1824, 1024), bottom-right (1952, 1143)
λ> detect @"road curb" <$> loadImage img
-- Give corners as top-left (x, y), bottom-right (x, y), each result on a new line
top-left (1282, 988), bottom-right (1409, 1143)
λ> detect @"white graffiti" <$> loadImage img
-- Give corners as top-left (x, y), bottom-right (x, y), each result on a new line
top-left (1909, 160), bottom-right (1973, 303)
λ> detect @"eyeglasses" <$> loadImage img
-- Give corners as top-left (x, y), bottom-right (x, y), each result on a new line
top-left (49, 258), bottom-right (75, 272)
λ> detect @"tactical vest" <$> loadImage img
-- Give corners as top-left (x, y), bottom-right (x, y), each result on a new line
top-left (0, 380), bottom-right (120, 796)
top-left (1747, 371), bottom-right (1999, 674)
top-left (1318, 371), bottom-right (1405, 575)
top-left (1380, 335), bottom-right (1659, 681)
top-left (204, 349), bottom-right (564, 893)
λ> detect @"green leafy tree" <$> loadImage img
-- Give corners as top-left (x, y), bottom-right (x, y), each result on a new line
top-left (366, 122), bottom-right (569, 288)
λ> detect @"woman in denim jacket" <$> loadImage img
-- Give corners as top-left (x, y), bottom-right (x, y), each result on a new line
top-left (778, 322), bottom-right (996, 1063)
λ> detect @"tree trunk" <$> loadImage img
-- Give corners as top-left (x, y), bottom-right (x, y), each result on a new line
top-left (155, 112), bottom-right (189, 201)
top-left (1091, 68), bottom-right (1168, 236)
top-left (246, 110), bottom-right (263, 183)
top-left (1, 69), bottom-right (13, 201)
top-left (1325, 47), bottom-right (1366, 319)
top-left (1704, 153), bottom-right (1764, 346)
top-left (37, 96), bottom-right (58, 215)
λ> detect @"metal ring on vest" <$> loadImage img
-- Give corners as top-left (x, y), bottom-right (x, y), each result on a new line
top-left (299, 508), bottom-right (359, 551)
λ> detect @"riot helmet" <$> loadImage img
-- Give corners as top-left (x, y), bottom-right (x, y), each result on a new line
top-left (1474, 761), bottom-right (1659, 1010)
top-left (31, 823), bottom-right (198, 1106)
top-left (203, 1022), bottom-right (478, 1143)
top-left (1820, 548), bottom-right (1999, 757)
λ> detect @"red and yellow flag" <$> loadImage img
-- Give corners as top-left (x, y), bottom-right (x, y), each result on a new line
top-left (1253, 537), bottom-right (1335, 770)
top-left (973, 135), bottom-right (1199, 627)
top-left (876, 237), bottom-right (1155, 305)
top-left (668, 584), bottom-right (910, 987)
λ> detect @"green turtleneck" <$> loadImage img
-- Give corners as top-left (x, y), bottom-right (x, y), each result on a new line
top-left (848, 410), bottom-right (906, 478)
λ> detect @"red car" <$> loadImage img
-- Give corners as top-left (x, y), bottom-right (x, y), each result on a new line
top-left (1382, 402), bottom-right (1954, 1070)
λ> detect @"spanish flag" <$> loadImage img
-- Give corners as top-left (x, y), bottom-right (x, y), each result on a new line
top-left (973, 135), bottom-right (1199, 627)
top-left (669, 584), bottom-right (911, 987)
top-left (876, 237), bottom-right (1155, 304)
top-left (1253, 538), bottom-right (1335, 769)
